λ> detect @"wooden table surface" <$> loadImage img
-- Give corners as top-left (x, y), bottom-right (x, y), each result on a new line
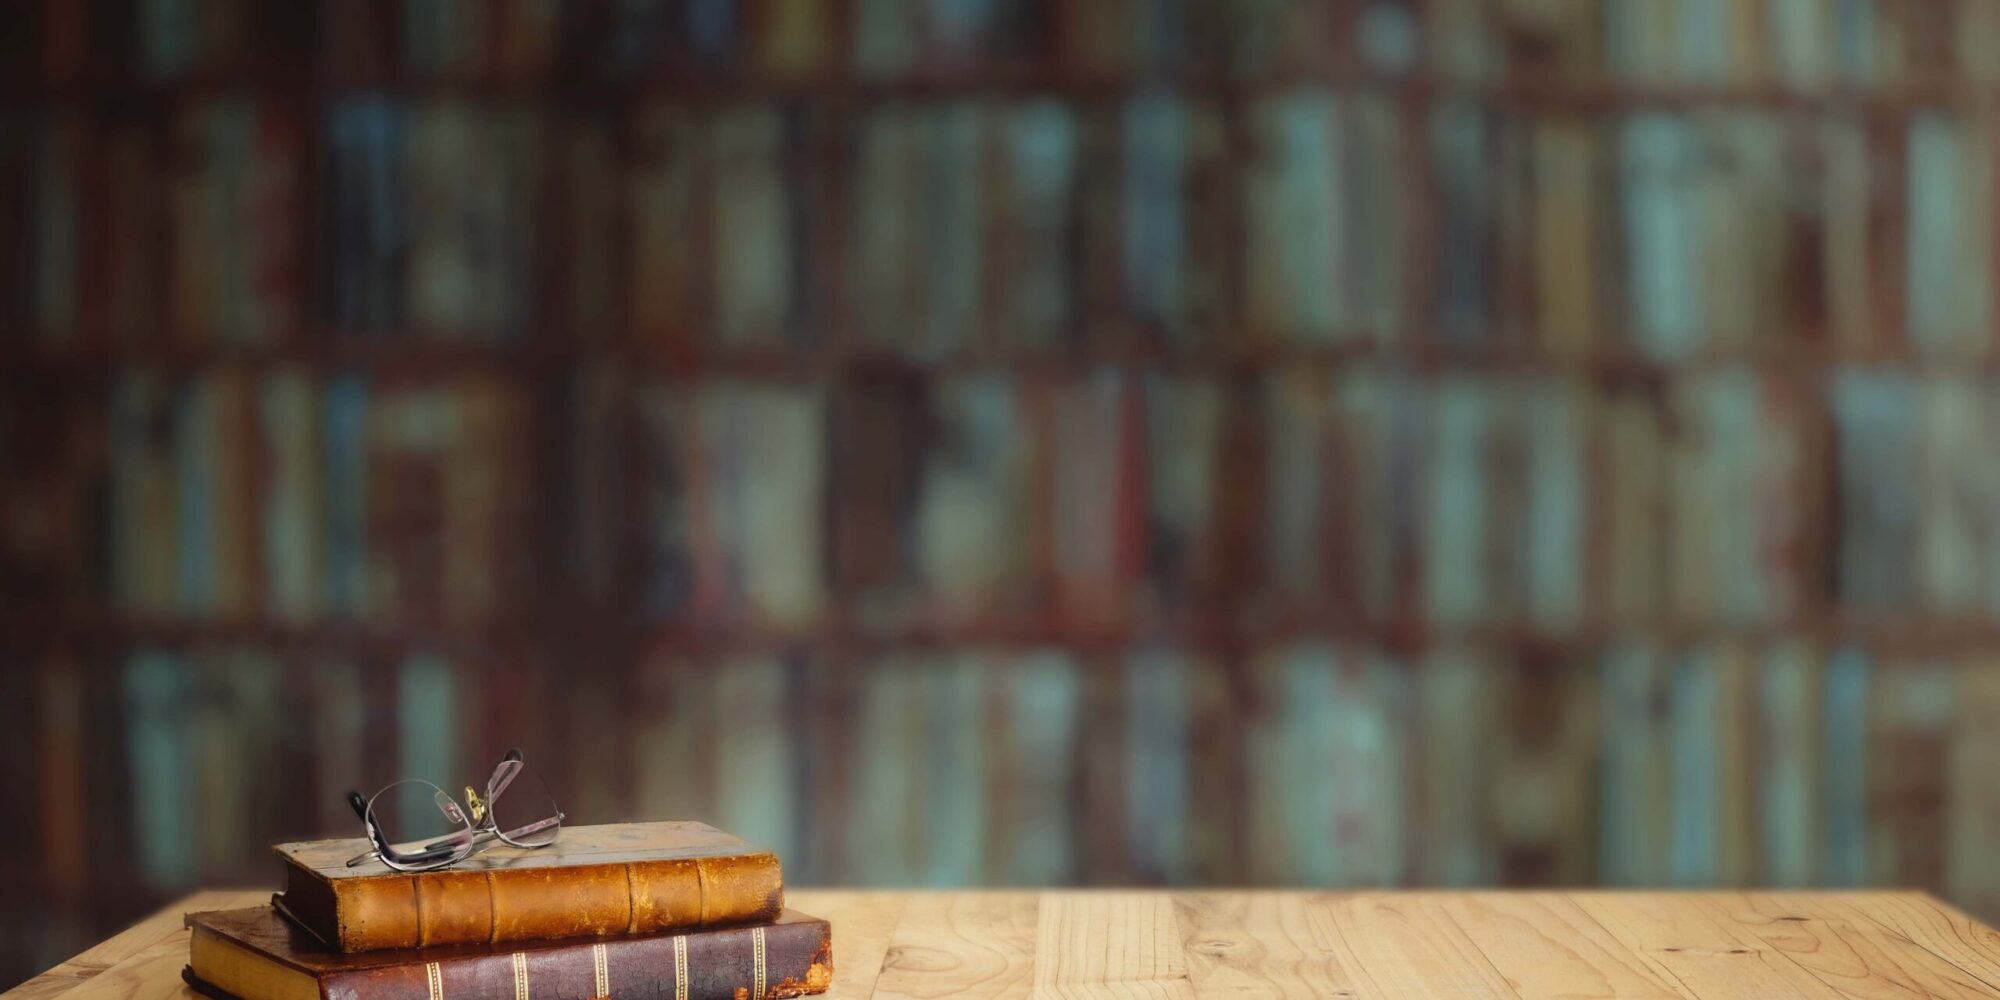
top-left (11, 889), bottom-right (2000, 999)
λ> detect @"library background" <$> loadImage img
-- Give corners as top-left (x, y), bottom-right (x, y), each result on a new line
top-left (6, 0), bottom-right (2000, 987)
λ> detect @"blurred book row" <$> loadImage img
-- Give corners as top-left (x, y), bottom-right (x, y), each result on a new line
top-left (5, 641), bottom-right (1997, 925)
top-left (18, 95), bottom-right (2000, 356)
top-left (23, 366), bottom-right (2000, 630)
top-left (14, 0), bottom-right (2000, 89)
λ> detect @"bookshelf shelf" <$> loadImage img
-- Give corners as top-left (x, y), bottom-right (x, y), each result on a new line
top-left (19, 606), bottom-right (2000, 658)
top-left (9, 337), bottom-right (2000, 379)
top-left (12, 72), bottom-right (2000, 110)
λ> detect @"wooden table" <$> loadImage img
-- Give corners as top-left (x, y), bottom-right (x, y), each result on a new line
top-left (12, 889), bottom-right (2000, 999)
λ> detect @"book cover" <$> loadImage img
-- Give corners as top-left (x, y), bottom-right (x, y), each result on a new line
top-left (1245, 92), bottom-right (1341, 341)
top-left (1758, 642), bottom-right (1823, 887)
top-left (1621, 113), bottom-right (1701, 359)
top-left (1823, 646), bottom-right (1872, 885)
top-left (695, 383), bottom-right (826, 628)
top-left (710, 655), bottom-right (801, 870)
top-left (1139, 373), bottom-right (1223, 611)
top-left (1047, 372), bottom-right (1141, 627)
top-left (1529, 116), bottom-right (1603, 356)
top-left (1868, 658), bottom-right (1955, 891)
top-left (993, 102), bottom-right (1076, 348)
top-left (1832, 371), bottom-right (1919, 610)
top-left (845, 654), bottom-right (928, 886)
top-left (914, 374), bottom-right (1033, 620)
top-left (33, 116), bottom-right (80, 345)
top-left (850, 110), bottom-right (920, 349)
top-left (825, 375), bottom-right (926, 619)
top-left (1245, 643), bottom-right (1409, 886)
top-left (1599, 642), bottom-right (1672, 886)
top-left (1430, 100), bottom-right (1492, 345)
top-left (1425, 376), bottom-right (1489, 625)
top-left (1948, 659), bottom-right (2000, 915)
top-left (1417, 645), bottom-right (1499, 886)
top-left (711, 107), bottom-right (792, 347)
top-left (1121, 648), bottom-right (1229, 885)
top-left (186, 905), bottom-right (830, 1000)
top-left (125, 649), bottom-right (197, 889)
top-left (109, 372), bottom-right (180, 615)
top-left (1123, 95), bottom-right (1185, 337)
top-left (1073, 103), bottom-right (1128, 342)
top-left (990, 651), bottom-right (1081, 885)
top-left (1905, 112), bottom-right (1993, 358)
top-left (918, 104), bottom-right (983, 356)
top-left (274, 821), bottom-right (784, 953)
top-left (260, 369), bottom-right (323, 623)
top-left (631, 105), bottom-right (710, 344)
top-left (1522, 382), bottom-right (1585, 627)
top-left (1490, 652), bottom-right (1598, 885)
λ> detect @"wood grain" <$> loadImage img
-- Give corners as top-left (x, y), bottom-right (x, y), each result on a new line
top-left (1032, 892), bottom-right (1192, 999)
top-left (1713, 893), bottom-right (1999, 1000)
top-left (789, 890), bottom-right (908, 1000)
top-left (872, 892), bottom-right (1037, 1000)
top-left (18, 889), bottom-right (2000, 1000)
top-left (1570, 892), bottom-right (1850, 1000)
top-left (1310, 893), bottom-right (1525, 999)
top-left (45, 934), bottom-right (193, 1000)
top-left (8, 890), bottom-right (259, 1000)
top-left (1433, 892), bottom-right (1685, 1000)
top-left (1174, 891), bottom-right (1353, 999)
top-left (1776, 892), bottom-right (2000, 992)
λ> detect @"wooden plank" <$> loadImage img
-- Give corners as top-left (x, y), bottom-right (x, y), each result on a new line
top-left (38, 934), bottom-right (190, 1000)
top-left (873, 892), bottom-right (1037, 1000)
top-left (71, 891), bottom-right (260, 969)
top-left (1569, 892), bottom-right (1852, 1000)
top-left (1781, 892), bottom-right (2000, 991)
top-left (787, 890), bottom-right (908, 1000)
top-left (1712, 893), bottom-right (2000, 1000)
top-left (24, 890), bottom-right (2000, 1000)
top-left (1434, 893), bottom-right (1688, 1000)
top-left (1034, 892), bottom-right (1192, 999)
top-left (1308, 893), bottom-right (1523, 999)
top-left (3, 968), bottom-right (98, 1000)
top-left (1174, 892), bottom-right (1356, 999)
top-left (6, 890), bottom-right (259, 1000)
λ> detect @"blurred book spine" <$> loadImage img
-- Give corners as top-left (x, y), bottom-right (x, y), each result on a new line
top-left (19, 2), bottom-right (2000, 984)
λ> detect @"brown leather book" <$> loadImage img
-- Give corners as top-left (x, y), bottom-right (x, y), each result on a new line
top-left (274, 821), bottom-right (784, 952)
top-left (185, 905), bottom-right (831, 1000)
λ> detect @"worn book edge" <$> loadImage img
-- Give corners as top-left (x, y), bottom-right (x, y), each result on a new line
top-left (185, 906), bottom-right (833, 1000)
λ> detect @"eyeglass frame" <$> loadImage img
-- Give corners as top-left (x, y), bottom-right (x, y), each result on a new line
top-left (343, 747), bottom-right (565, 871)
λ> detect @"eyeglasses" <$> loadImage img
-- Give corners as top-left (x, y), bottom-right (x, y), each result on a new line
top-left (344, 748), bottom-right (565, 872)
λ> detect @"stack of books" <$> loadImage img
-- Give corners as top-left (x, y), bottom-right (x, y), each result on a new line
top-left (181, 821), bottom-right (831, 1000)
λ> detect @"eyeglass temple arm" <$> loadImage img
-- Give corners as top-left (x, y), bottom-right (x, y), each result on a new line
top-left (484, 748), bottom-right (526, 802)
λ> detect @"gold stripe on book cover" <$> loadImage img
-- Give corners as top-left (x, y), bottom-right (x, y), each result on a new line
top-left (425, 962), bottom-right (444, 1000)
top-left (673, 935), bottom-right (688, 1000)
top-left (512, 952), bottom-right (529, 1000)
top-left (753, 927), bottom-right (767, 998)
top-left (591, 943), bottom-right (609, 998)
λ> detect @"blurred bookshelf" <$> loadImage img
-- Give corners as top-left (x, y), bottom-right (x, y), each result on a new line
top-left (11, 0), bottom-right (2000, 988)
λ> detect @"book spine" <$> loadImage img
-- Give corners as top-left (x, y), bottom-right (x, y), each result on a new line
top-left (319, 854), bottom-right (785, 952)
top-left (309, 918), bottom-right (831, 1000)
